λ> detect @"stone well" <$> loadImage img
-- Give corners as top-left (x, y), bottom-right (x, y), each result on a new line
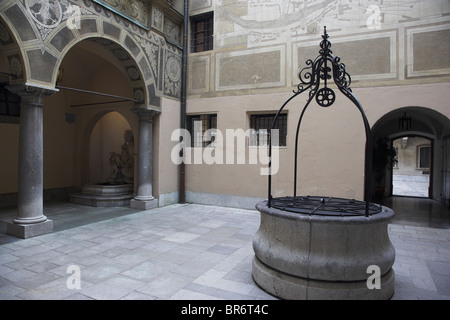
top-left (252, 197), bottom-right (395, 300)
top-left (251, 27), bottom-right (397, 300)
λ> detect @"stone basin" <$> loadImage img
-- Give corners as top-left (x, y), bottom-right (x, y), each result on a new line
top-left (252, 198), bottom-right (395, 300)
top-left (70, 184), bottom-right (133, 207)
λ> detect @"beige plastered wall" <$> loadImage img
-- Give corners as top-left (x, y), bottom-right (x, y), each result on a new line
top-left (185, 82), bottom-right (450, 202)
top-left (153, 96), bottom-right (181, 203)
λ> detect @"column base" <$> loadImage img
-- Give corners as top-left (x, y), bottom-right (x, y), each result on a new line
top-left (130, 197), bottom-right (158, 210)
top-left (13, 213), bottom-right (49, 224)
top-left (7, 219), bottom-right (53, 239)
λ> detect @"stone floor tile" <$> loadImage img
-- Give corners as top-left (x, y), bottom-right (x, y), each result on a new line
top-left (141, 239), bottom-right (180, 253)
top-left (431, 274), bottom-right (450, 296)
top-left (193, 268), bottom-right (227, 286)
top-left (111, 248), bottom-right (158, 267)
top-left (186, 226), bottom-right (213, 235)
top-left (120, 291), bottom-right (157, 300)
top-left (1, 268), bottom-right (37, 283)
top-left (73, 261), bottom-right (129, 284)
top-left (137, 271), bottom-right (194, 298)
top-left (80, 274), bottom-right (145, 300)
top-left (168, 288), bottom-right (223, 300)
top-left (13, 271), bottom-right (59, 290)
top-left (121, 260), bottom-right (178, 282)
top-left (97, 246), bottom-right (130, 258)
top-left (412, 276), bottom-right (438, 292)
top-left (75, 253), bottom-right (110, 267)
top-left (207, 244), bottom-right (239, 255)
top-left (162, 232), bottom-right (200, 244)
top-left (25, 261), bottom-right (60, 274)
top-left (16, 277), bottom-right (87, 300)
top-left (247, 285), bottom-right (278, 299)
top-left (223, 269), bottom-right (254, 285)
top-left (64, 293), bottom-right (95, 300)
top-left (184, 282), bottom-right (255, 300)
top-left (427, 261), bottom-right (450, 276)
top-left (210, 278), bottom-right (254, 295)
top-left (0, 253), bottom-right (20, 265)
top-left (0, 283), bottom-right (26, 299)
top-left (156, 246), bottom-right (199, 265)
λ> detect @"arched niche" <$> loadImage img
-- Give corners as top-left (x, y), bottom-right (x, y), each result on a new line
top-left (88, 111), bottom-right (134, 185)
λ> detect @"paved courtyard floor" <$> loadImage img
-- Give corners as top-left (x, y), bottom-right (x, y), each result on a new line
top-left (393, 174), bottom-right (430, 198)
top-left (0, 200), bottom-right (449, 300)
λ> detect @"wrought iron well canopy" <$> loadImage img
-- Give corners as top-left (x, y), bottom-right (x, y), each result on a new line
top-left (268, 27), bottom-right (381, 217)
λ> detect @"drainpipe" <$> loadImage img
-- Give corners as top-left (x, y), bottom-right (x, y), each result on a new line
top-left (179, 0), bottom-right (189, 203)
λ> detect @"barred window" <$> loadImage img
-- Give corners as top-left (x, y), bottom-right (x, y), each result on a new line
top-left (250, 113), bottom-right (287, 147)
top-left (0, 84), bottom-right (20, 123)
top-left (0, 84), bottom-right (20, 118)
top-left (187, 114), bottom-right (217, 148)
top-left (191, 12), bottom-right (213, 53)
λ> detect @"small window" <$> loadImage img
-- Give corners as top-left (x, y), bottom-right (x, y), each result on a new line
top-left (249, 113), bottom-right (287, 147)
top-left (191, 12), bottom-right (213, 53)
top-left (0, 84), bottom-right (21, 119)
top-left (417, 145), bottom-right (431, 169)
top-left (187, 114), bottom-right (217, 148)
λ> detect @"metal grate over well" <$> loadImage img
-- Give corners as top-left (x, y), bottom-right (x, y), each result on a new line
top-left (270, 196), bottom-right (383, 216)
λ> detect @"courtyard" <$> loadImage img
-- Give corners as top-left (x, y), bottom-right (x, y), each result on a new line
top-left (0, 198), bottom-right (449, 300)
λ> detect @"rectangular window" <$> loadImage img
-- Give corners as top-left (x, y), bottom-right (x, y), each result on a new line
top-left (249, 113), bottom-right (287, 147)
top-left (187, 114), bottom-right (217, 148)
top-left (0, 84), bottom-right (21, 120)
top-left (191, 13), bottom-right (213, 53)
top-left (417, 145), bottom-right (431, 169)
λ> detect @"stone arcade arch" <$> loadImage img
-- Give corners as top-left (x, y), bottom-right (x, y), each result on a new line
top-left (0, 0), bottom-right (174, 238)
top-left (371, 107), bottom-right (450, 204)
top-left (0, 0), bottom-right (161, 105)
top-left (55, 37), bottom-right (146, 209)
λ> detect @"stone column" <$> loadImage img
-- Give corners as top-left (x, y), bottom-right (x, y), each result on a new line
top-left (130, 107), bottom-right (161, 210)
top-left (6, 84), bottom-right (56, 238)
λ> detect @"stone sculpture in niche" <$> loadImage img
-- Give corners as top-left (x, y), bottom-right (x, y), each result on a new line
top-left (108, 130), bottom-right (134, 185)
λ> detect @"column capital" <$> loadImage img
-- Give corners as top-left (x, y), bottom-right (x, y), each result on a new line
top-left (131, 107), bottom-right (161, 121)
top-left (6, 83), bottom-right (58, 105)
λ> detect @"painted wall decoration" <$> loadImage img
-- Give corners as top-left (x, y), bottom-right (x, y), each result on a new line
top-left (25, 0), bottom-right (86, 40)
top-left (216, 0), bottom-right (448, 48)
top-left (93, 0), bottom-right (148, 28)
top-left (164, 51), bottom-right (182, 98)
top-left (1, 0), bottom-right (184, 104)
top-left (188, 0), bottom-right (450, 94)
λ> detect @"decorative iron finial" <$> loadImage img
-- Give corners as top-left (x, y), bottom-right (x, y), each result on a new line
top-left (295, 26), bottom-right (353, 108)
top-left (319, 26), bottom-right (332, 59)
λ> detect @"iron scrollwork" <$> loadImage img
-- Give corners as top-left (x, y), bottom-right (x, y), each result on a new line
top-left (268, 27), bottom-right (374, 217)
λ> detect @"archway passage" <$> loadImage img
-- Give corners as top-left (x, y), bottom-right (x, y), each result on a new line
top-left (371, 107), bottom-right (450, 206)
top-left (52, 38), bottom-right (142, 207)
top-left (392, 136), bottom-right (432, 198)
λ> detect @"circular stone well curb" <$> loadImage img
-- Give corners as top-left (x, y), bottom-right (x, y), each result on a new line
top-left (252, 200), bottom-right (396, 300)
